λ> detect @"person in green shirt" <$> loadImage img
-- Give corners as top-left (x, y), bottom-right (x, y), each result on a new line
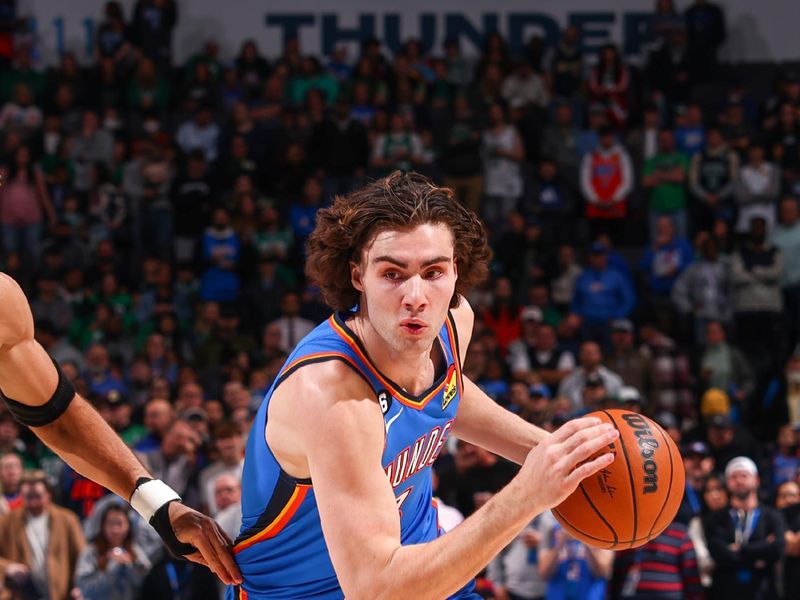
top-left (642, 129), bottom-right (690, 240)
top-left (101, 391), bottom-right (149, 449)
top-left (288, 56), bottom-right (339, 106)
top-left (0, 46), bottom-right (45, 102)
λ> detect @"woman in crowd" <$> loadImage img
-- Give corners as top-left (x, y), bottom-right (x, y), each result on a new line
top-left (74, 504), bottom-right (151, 600)
top-left (688, 473), bottom-right (729, 589)
top-left (0, 145), bottom-right (56, 278)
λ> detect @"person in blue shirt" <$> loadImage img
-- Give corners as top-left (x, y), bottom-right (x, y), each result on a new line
top-left (289, 176), bottom-right (326, 246)
top-left (571, 242), bottom-right (636, 345)
top-left (200, 207), bottom-right (241, 303)
top-left (640, 214), bottom-right (694, 297)
top-left (538, 512), bottom-right (613, 600)
top-left (674, 103), bottom-right (706, 157)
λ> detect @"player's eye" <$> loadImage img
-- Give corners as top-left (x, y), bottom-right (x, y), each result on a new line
top-left (424, 269), bottom-right (444, 279)
top-left (383, 271), bottom-right (402, 281)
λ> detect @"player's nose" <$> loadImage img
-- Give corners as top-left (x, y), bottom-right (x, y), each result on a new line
top-left (402, 275), bottom-right (427, 310)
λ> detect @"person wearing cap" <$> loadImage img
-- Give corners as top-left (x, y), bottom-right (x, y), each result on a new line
top-left (104, 390), bottom-right (148, 449)
top-left (557, 340), bottom-right (623, 411)
top-left (508, 381), bottom-right (552, 429)
top-left (581, 372), bottom-right (609, 414)
top-left (704, 412), bottom-right (759, 473)
top-left (676, 441), bottom-right (715, 525)
top-left (705, 456), bottom-right (786, 600)
top-left (183, 406), bottom-right (211, 445)
top-left (615, 385), bottom-right (644, 414)
top-left (570, 243), bottom-right (635, 345)
top-left (606, 319), bottom-right (650, 397)
top-left (579, 124), bottom-right (634, 241)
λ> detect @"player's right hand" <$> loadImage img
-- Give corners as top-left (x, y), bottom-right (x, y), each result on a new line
top-left (167, 501), bottom-right (243, 585)
top-left (520, 417), bottom-right (618, 510)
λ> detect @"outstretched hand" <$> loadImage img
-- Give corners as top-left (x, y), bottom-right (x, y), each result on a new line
top-left (168, 501), bottom-right (242, 585)
top-left (520, 417), bottom-right (618, 510)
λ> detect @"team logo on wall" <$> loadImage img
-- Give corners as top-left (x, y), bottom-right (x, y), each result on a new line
top-left (442, 364), bottom-right (458, 411)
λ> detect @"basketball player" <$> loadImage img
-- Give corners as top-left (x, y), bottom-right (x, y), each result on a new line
top-left (232, 172), bottom-right (618, 598)
top-left (0, 274), bottom-right (241, 585)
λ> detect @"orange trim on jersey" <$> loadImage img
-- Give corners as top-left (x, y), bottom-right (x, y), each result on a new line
top-left (279, 351), bottom-right (360, 376)
top-left (329, 315), bottom-right (447, 410)
top-left (238, 587), bottom-right (248, 600)
top-left (233, 484), bottom-right (311, 554)
top-left (444, 314), bottom-right (463, 397)
top-left (432, 497), bottom-right (441, 532)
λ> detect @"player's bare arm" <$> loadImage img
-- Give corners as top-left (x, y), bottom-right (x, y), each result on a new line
top-left (449, 297), bottom-right (548, 464)
top-left (272, 358), bottom-right (618, 599)
top-left (0, 273), bottom-right (241, 585)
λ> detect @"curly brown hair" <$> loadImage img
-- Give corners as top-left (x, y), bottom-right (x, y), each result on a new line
top-left (306, 171), bottom-right (491, 312)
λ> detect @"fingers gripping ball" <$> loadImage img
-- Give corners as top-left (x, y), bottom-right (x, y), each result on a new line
top-left (553, 409), bottom-right (685, 550)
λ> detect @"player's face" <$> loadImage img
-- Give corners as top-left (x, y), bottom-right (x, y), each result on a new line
top-left (354, 223), bottom-right (457, 355)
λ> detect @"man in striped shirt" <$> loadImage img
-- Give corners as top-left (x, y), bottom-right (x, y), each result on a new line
top-left (609, 521), bottom-right (703, 600)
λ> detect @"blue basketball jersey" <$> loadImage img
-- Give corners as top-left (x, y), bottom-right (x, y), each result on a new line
top-left (229, 311), bottom-right (479, 599)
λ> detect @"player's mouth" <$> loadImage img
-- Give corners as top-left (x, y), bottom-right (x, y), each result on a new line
top-left (399, 319), bottom-right (427, 335)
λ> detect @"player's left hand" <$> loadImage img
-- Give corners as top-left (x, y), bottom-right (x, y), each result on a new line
top-left (168, 501), bottom-right (243, 585)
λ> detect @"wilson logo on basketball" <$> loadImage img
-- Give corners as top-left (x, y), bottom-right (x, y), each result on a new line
top-left (621, 413), bottom-right (660, 494)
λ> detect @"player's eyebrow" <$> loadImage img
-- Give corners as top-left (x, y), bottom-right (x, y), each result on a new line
top-left (373, 255), bottom-right (451, 268)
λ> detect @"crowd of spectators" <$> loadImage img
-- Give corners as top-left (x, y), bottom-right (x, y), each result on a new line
top-left (1, 0), bottom-right (800, 598)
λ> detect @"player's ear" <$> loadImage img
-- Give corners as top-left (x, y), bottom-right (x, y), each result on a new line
top-left (452, 257), bottom-right (458, 281)
top-left (350, 261), bottom-right (364, 293)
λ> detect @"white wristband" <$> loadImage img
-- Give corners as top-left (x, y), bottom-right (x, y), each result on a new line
top-left (130, 479), bottom-right (181, 523)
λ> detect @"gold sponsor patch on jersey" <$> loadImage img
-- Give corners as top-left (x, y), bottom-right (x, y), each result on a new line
top-left (442, 364), bottom-right (458, 410)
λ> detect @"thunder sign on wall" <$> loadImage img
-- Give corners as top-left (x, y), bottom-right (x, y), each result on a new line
top-left (17, 0), bottom-right (799, 66)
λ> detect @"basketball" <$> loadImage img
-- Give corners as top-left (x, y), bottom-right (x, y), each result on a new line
top-left (553, 409), bottom-right (685, 550)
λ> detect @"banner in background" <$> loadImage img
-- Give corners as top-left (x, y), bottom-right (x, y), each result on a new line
top-left (17, 0), bottom-right (798, 66)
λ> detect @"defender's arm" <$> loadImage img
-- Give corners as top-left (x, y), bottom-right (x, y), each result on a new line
top-left (0, 273), bottom-right (240, 584)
